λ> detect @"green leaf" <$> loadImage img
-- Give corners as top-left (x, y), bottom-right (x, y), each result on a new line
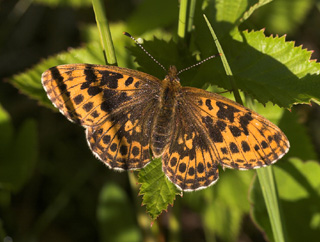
top-left (9, 42), bottom-right (105, 108)
top-left (97, 183), bottom-right (142, 242)
top-left (240, 0), bottom-right (273, 23)
top-left (251, 158), bottom-right (320, 242)
top-left (193, 29), bottom-right (320, 108)
top-left (0, 118), bottom-right (38, 192)
top-left (138, 158), bottom-right (180, 220)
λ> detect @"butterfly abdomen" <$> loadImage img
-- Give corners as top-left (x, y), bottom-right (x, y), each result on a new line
top-left (151, 81), bottom-right (179, 157)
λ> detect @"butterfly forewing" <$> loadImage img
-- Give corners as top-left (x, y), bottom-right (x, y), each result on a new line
top-left (41, 64), bottom-right (162, 126)
top-left (182, 87), bottom-right (290, 170)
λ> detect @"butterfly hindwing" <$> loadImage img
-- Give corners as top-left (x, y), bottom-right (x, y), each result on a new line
top-left (161, 102), bottom-right (220, 191)
top-left (86, 94), bottom-right (160, 170)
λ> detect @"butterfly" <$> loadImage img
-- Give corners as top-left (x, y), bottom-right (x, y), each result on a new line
top-left (41, 59), bottom-right (290, 191)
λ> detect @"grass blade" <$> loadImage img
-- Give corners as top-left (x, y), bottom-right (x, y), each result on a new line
top-left (92, 0), bottom-right (117, 65)
top-left (204, 14), bottom-right (286, 242)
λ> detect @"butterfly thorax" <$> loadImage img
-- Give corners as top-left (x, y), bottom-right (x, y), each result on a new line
top-left (151, 66), bottom-right (181, 157)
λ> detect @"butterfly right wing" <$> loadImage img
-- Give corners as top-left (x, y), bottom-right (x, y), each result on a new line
top-left (42, 64), bottom-right (163, 170)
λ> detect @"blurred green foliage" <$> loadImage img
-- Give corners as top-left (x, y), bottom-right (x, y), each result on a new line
top-left (1, 0), bottom-right (320, 241)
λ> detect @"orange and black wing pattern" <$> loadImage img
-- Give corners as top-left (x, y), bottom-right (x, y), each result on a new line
top-left (162, 87), bottom-right (290, 191)
top-left (42, 64), bottom-right (162, 170)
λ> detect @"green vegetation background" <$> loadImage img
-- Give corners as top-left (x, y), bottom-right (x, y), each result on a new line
top-left (1, 0), bottom-right (320, 241)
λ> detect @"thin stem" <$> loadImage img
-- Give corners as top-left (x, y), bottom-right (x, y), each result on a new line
top-left (246, 97), bottom-right (287, 242)
top-left (203, 15), bottom-right (243, 105)
top-left (204, 14), bottom-right (286, 242)
top-left (92, 0), bottom-right (117, 65)
top-left (178, 0), bottom-right (188, 39)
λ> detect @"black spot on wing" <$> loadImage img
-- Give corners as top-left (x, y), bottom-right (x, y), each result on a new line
top-left (216, 101), bottom-right (240, 122)
top-left (205, 99), bottom-right (213, 110)
top-left (110, 143), bottom-right (117, 152)
top-left (125, 77), bottom-right (134, 86)
top-left (74, 94), bottom-right (84, 105)
top-left (179, 163), bottom-right (186, 173)
top-left (261, 140), bottom-right (268, 149)
top-left (221, 147), bottom-right (228, 154)
top-left (229, 125), bottom-right (242, 137)
top-left (50, 67), bottom-right (70, 97)
top-left (241, 141), bottom-right (250, 152)
top-left (88, 86), bottom-right (102, 96)
top-left (201, 116), bottom-right (226, 143)
top-left (132, 146), bottom-right (140, 157)
top-left (81, 66), bottom-right (98, 89)
top-left (102, 135), bottom-right (111, 144)
top-left (197, 162), bottom-right (204, 173)
top-left (120, 145), bottom-right (128, 155)
top-left (100, 89), bottom-right (132, 113)
top-left (229, 142), bottom-right (239, 153)
top-left (188, 167), bottom-right (195, 176)
top-left (83, 102), bottom-right (93, 112)
top-left (239, 113), bottom-right (253, 135)
top-left (99, 70), bottom-right (123, 89)
top-left (170, 157), bottom-right (177, 167)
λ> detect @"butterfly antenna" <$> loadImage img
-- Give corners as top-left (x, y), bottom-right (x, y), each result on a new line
top-left (177, 54), bottom-right (220, 75)
top-left (123, 32), bottom-right (167, 72)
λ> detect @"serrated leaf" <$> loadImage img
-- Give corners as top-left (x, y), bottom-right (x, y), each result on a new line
top-left (193, 29), bottom-right (320, 108)
top-left (230, 30), bottom-right (320, 108)
top-left (9, 42), bottom-right (104, 108)
top-left (250, 158), bottom-right (320, 242)
top-left (138, 158), bottom-right (180, 220)
top-left (240, 0), bottom-right (273, 23)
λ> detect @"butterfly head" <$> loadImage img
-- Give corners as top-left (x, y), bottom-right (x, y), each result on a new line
top-left (167, 65), bottom-right (180, 82)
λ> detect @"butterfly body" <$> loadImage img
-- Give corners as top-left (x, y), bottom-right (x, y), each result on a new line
top-left (42, 64), bottom-right (289, 191)
top-left (151, 65), bottom-right (182, 157)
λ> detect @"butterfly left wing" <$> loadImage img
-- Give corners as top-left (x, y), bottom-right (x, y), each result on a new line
top-left (42, 64), bottom-right (163, 170)
top-left (162, 87), bottom-right (290, 191)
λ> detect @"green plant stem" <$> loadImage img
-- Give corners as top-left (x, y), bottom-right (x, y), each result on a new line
top-left (203, 15), bottom-right (243, 105)
top-left (256, 167), bottom-right (286, 242)
top-left (187, 0), bottom-right (196, 33)
top-left (92, 0), bottom-right (117, 65)
top-left (128, 172), bottom-right (158, 242)
top-left (178, 0), bottom-right (196, 44)
top-left (246, 97), bottom-right (287, 242)
top-left (204, 15), bottom-right (286, 242)
top-left (178, 0), bottom-right (188, 39)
